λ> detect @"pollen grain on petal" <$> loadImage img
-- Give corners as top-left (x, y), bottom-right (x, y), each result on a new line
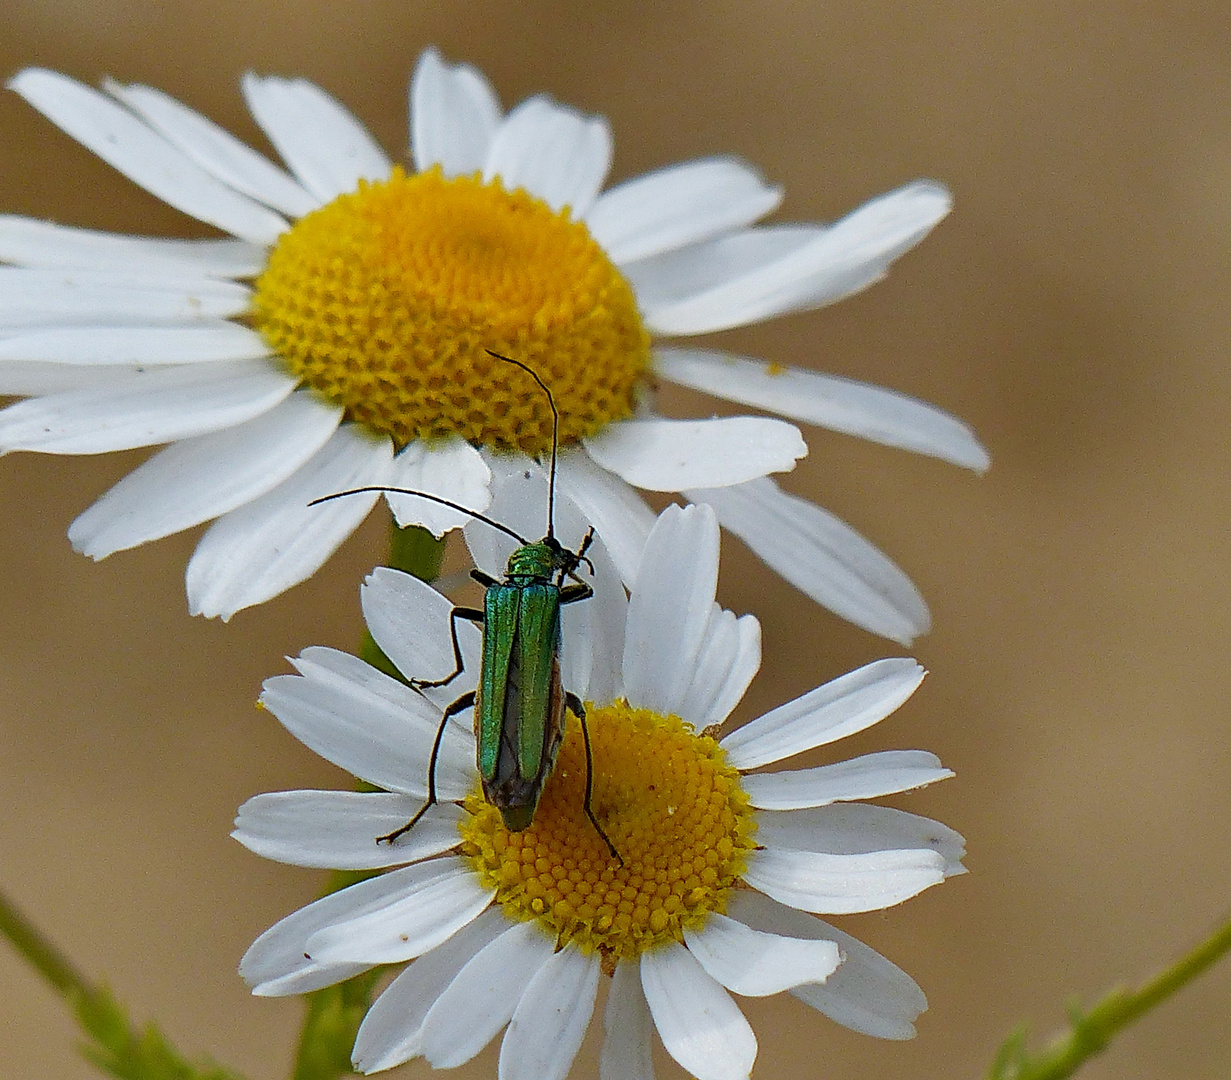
top-left (252, 167), bottom-right (650, 453)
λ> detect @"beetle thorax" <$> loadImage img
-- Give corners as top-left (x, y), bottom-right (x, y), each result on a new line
top-left (505, 541), bottom-right (561, 583)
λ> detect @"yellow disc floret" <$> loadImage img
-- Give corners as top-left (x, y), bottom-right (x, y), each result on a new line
top-left (459, 701), bottom-right (757, 961)
top-left (252, 167), bottom-right (650, 453)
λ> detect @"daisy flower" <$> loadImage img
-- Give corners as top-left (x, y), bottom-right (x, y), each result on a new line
top-left (0, 49), bottom-right (987, 637)
top-left (234, 501), bottom-right (964, 1080)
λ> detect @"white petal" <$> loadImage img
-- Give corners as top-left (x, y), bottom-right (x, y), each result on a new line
top-left (708, 615), bottom-right (761, 731)
top-left (683, 913), bottom-right (840, 997)
top-left (305, 856), bottom-right (493, 964)
top-left (352, 908), bottom-right (509, 1073)
top-left (240, 866), bottom-right (439, 995)
top-left (105, 79), bottom-right (319, 217)
top-left (68, 391), bottom-right (341, 557)
top-left (622, 504), bottom-right (719, 716)
top-left (185, 425), bottom-right (392, 618)
top-left (10, 69), bottom-right (288, 245)
top-left (588, 156), bottom-right (783, 265)
top-left (556, 449), bottom-right (656, 588)
top-left (755, 804), bottom-right (966, 875)
top-left (656, 347), bottom-right (990, 472)
top-left (560, 525), bottom-right (627, 705)
top-left (627, 227), bottom-right (823, 311)
top-left (741, 847), bottom-right (946, 914)
top-left (484, 95), bottom-right (611, 216)
top-left (720, 657), bottom-right (925, 770)
top-left (410, 47), bottom-right (502, 177)
top-left (586, 417), bottom-right (806, 491)
top-left (386, 437), bottom-right (493, 536)
top-left (499, 947), bottom-right (600, 1080)
top-left (687, 478), bottom-right (930, 644)
top-left (233, 792), bottom-right (465, 870)
top-left (0, 267), bottom-right (251, 327)
top-left (462, 452), bottom-right (548, 576)
top-left (0, 216), bottom-right (265, 276)
top-left (791, 953), bottom-right (922, 1038)
top-left (360, 566), bottom-right (482, 710)
top-left (641, 942), bottom-right (756, 1080)
top-left (600, 961), bottom-right (656, 1080)
top-left (726, 890), bottom-right (925, 1040)
top-left (0, 359), bottom-right (295, 454)
top-left (246, 960), bottom-right (365, 999)
top-left (677, 606), bottom-right (761, 730)
top-left (633, 181), bottom-right (952, 335)
top-left (0, 362), bottom-right (147, 395)
top-left (742, 750), bottom-right (953, 810)
top-left (675, 602), bottom-right (736, 726)
top-left (259, 645), bottom-right (474, 796)
top-left (421, 920), bottom-right (556, 1067)
top-left (463, 454), bottom-right (601, 576)
top-left (242, 74), bottom-right (391, 202)
top-left (0, 324), bottom-right (270, 364)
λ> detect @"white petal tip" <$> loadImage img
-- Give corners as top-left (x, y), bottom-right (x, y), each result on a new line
top-left (67, 523), bottom-right (116, 561)
top-left (248, 982), bottom-right (280, 998)
top-left (188, 597), bottom-right (235, 621)
top-left (966, 442), bottom-right (992, 475)
top-left (898, 609), bottom-right (931, 645)
top-left (903, 179), bottom-right (953, 217)
top-left (7, 68), bottom-right (51, 94)
top-left (352, 1051), bottom-right (404, 1076)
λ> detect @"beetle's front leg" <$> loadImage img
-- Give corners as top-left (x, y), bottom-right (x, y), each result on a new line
top-left (410, 606), bottom-right (484, 690)
top-left (560, 582), bottom-right (593, 605)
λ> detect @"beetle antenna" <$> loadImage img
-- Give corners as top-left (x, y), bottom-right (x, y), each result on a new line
top-left (308, 487), bottom-right (533, 547)
top-left (486, 350), bottom-right (559, 541)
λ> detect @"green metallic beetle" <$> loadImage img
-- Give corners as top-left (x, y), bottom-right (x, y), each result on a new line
top-left (313, 353), bottom-right (619, 860)
top-left (467, 531), bottom-right (596, 831)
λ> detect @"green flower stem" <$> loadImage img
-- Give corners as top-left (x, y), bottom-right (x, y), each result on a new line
top-left (0, 881), bottom-right (89, 997)
top-left (291, 522), bottom-right (447, 1080)
top-left (387, 519), bottom-right (447, 580)
top-left (0, 884), bottom-right (247, 1080)
top-left (989, 912), bottom-right (1231, 1080)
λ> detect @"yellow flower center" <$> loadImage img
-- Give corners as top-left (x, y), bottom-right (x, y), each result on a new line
top-left (459, 702), bottom-right (757, 961)
top-left (251, 167), bottom-right (650, 453)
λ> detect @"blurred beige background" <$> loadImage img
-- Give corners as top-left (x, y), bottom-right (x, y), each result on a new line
top-left (2, 3), bottom-right (1229, 1079)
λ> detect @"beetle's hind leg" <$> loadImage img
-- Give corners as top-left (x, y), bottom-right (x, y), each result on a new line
top-left (379, 690), bottom-right (476, 844)
top-left (567, 692), bottom-right (623, 866)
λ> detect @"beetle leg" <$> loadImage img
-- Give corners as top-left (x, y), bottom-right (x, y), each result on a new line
top-left (570, 527), bottom-right (597, 578)
top-left (567, 692), bottom-right (623, 866)
top-left (411, 606), bottom-right (484, 690)
top-left (575, 526), bottom-right (596, 560)
top-left (470, 568), bottom-right (500, 588)
top-left (379, 690), bottom-right (477, 844)
top-left (559, 581), bottom-right (594, 605)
